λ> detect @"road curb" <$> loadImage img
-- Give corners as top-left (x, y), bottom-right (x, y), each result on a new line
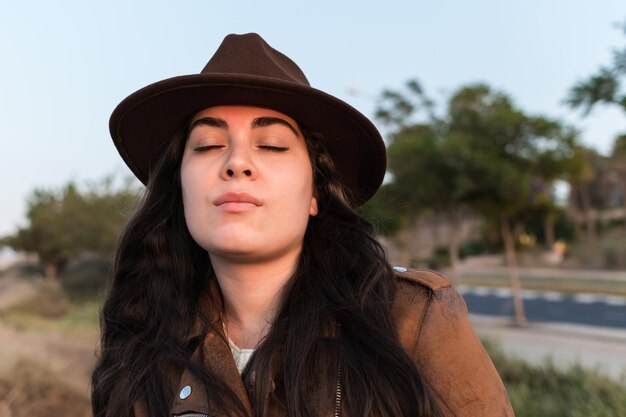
top-left (469, 313), bottom-right (626, 343)
top-left (458, 285), bottom-right (626, 305)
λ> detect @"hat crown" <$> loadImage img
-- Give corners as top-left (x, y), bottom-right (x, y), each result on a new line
top-left (201, 33), bottom-right (310, 86)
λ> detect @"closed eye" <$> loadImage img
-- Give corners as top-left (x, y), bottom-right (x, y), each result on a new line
top-left (194, 145), bottom-right (225, 152)
top-left (259, 145), bottom-right (288, 152)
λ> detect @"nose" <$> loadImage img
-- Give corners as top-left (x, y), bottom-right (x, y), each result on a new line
top-left (225, 167), bottom-right (252, 178)
top-left (220, 144), bottom-right (257, 180)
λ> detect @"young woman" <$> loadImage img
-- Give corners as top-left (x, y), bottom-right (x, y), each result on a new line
top-left (92, 33), bottom-right (514, 417)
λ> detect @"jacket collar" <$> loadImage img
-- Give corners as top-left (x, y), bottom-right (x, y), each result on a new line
top-left (170, 330), bottom-right (254, 416)
top-left (169, 315), bottom-right (343, 416)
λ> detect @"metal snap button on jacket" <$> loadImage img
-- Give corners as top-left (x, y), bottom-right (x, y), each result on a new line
top-left (179, 385), bottom-right (192, 399)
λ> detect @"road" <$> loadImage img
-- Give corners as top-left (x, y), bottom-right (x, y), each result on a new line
top-left (458, 285), bottom-right (626, 329)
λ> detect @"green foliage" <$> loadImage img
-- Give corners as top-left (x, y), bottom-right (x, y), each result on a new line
top-left (522, 207), bottom-right (576, 244)
top-left (359, 184), bottom-right (406, 236)
top-left (375, 79), bottom-right (436, 131)
top-left (567, 146), bottom-right (620, 210)
top-left (372, 80), bottom-right (580, 284)
top-left (432, 239), bottom-right (496, 262)
top-left (374, 81), bottom-right (474, 243)
top-left (484, 340), bottom-right (626, 417)
top-left (428, 246), bottom-right (451, 269)
top-left (388, 124), bottom-right (464, 212)
top-left (612, 134), bottom-right (626, 158)
top-left (459, 239), bottom-right (496, 257)
top-left (2, 176), bottom-right (140, 276)
top-left (567, 68), bottom-right (620, 114)
top-left (445, 84), bottom-right (576, 221)
top-left (566, 19), bottom-right (626, 117)
top-left (60, 256), bottom-right (110, 303)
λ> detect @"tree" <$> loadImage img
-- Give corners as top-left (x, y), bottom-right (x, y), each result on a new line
top-left (372, 81), bottom-right (470, 273)
top-left (2, 177), bottom-right (139, 280)
top-left (566, 20), bottom-right (626, 116)
top-left (565, 18), bottom-right (626, 235)
top-left (371, 81), bottom-right (578, 326)
top-left (610, 134), bottom-right (626, 226)
top-left (530, 126), bottom-right (580, 248)
top-left (375, 79), bottom-right (437, 132)
top-left (563, 146), bottom-right (604, 241)
top-left (389, 125), bottom-right (470, 272)
top-left (443, 84), bottom-right (577, 326)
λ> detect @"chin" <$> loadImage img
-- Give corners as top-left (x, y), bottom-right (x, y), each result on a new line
top-left (207, 247), bottom-right (278, 263)
top-left (209, 243), bottom-right (257, 257)
top-left (204, 240), bottom-right (304, 264)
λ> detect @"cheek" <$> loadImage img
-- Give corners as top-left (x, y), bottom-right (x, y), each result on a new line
top-left (180, 165), bottom-right (205, 231)
top-left (286, 164), bottom-right (316, 218)
top-left (181, 186), bottom-right (196, 233)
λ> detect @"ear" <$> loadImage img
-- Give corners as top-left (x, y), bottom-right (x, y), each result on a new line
top-left (309, 196), bottom-right (318, 216)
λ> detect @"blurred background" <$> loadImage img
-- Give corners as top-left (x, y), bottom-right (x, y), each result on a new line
top-left (1, 1), bottom-right (625, 416)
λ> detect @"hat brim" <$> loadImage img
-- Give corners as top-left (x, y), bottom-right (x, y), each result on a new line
top-left (110, 74), bottom-right (386, 207)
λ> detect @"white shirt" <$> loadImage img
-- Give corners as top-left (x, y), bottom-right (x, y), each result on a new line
top-left (227, 337), bottom-right (255, 374)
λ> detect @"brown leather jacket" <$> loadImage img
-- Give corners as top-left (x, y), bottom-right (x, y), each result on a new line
top-left (134, 269), bottom-right (515, 417)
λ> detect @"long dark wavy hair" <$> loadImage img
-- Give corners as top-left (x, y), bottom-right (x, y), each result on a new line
top-left (92, 118), bottom-right (442, 417)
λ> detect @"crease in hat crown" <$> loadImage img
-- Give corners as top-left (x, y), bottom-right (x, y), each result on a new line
top-left (202, 33), bottom-right (310, 85)
top-left (109, 32), bottom-right (386, 207)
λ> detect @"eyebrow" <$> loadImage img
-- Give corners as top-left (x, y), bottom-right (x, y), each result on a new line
top-left (189, 116), bottom-right (299, 137)
top-left (190, 117), bottom-right (228, 130)
top-left (251, 117), bottom-right (299, 136)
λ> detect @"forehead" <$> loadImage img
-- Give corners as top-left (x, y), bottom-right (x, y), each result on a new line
top-left (190, 105), bottom-right (300, 128)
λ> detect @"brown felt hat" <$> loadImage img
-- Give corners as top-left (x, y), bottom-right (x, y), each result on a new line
top-left (110, 33), bottom-right (386, 206)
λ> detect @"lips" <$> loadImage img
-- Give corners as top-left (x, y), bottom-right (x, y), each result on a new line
top-left (214, 192), bottom-right (262, 207)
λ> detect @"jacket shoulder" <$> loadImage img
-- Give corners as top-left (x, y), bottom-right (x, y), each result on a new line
top-left (392, 268), bottom-right (515, 416)
top-left (392, 267), bottom-right (452, 291)
top-left (391, 267), bottom-right (453, 356)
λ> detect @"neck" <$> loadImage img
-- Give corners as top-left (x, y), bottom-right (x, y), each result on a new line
top-left (210, 253), bottom-right (299, 349)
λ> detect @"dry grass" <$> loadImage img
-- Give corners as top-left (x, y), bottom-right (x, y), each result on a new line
top-left (0, 280), bottom-right (99, 416)
top-left (0, 278), bottom-right (100, 335)
top-left (0, 360), bottom-right (91, 417)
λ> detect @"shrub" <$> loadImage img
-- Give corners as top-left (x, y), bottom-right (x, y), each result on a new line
top-left (4, 281), bottom-right (71, 319)
top-left (484, 339), bottom-right (626, 416)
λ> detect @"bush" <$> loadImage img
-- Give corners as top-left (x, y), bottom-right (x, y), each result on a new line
top-left (428, 239), bottom-right (496, 268)
top-left (428, 246), bottom-right (451, 269)
top-left (4, 281), bottom-right (71, 319)
top-left (59, 255), bottom-right (110, 303)
top-left (484, 339), bottom-right (626, 416)
top-left (459, 239), bottom-right (492, 258)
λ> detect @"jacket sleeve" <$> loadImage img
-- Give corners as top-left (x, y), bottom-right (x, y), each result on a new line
top-left (412, 286), bottom-right (515, 417)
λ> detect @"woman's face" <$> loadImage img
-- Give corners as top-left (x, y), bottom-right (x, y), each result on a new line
top-left (181, 105), bottom-right (318, 263)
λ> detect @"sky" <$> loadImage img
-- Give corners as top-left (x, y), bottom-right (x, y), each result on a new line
top-left (1, 1), bottom-right (625, 236)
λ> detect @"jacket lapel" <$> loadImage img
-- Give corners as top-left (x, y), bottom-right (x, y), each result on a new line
top-left (170, 330), bottom-right (254, 416)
